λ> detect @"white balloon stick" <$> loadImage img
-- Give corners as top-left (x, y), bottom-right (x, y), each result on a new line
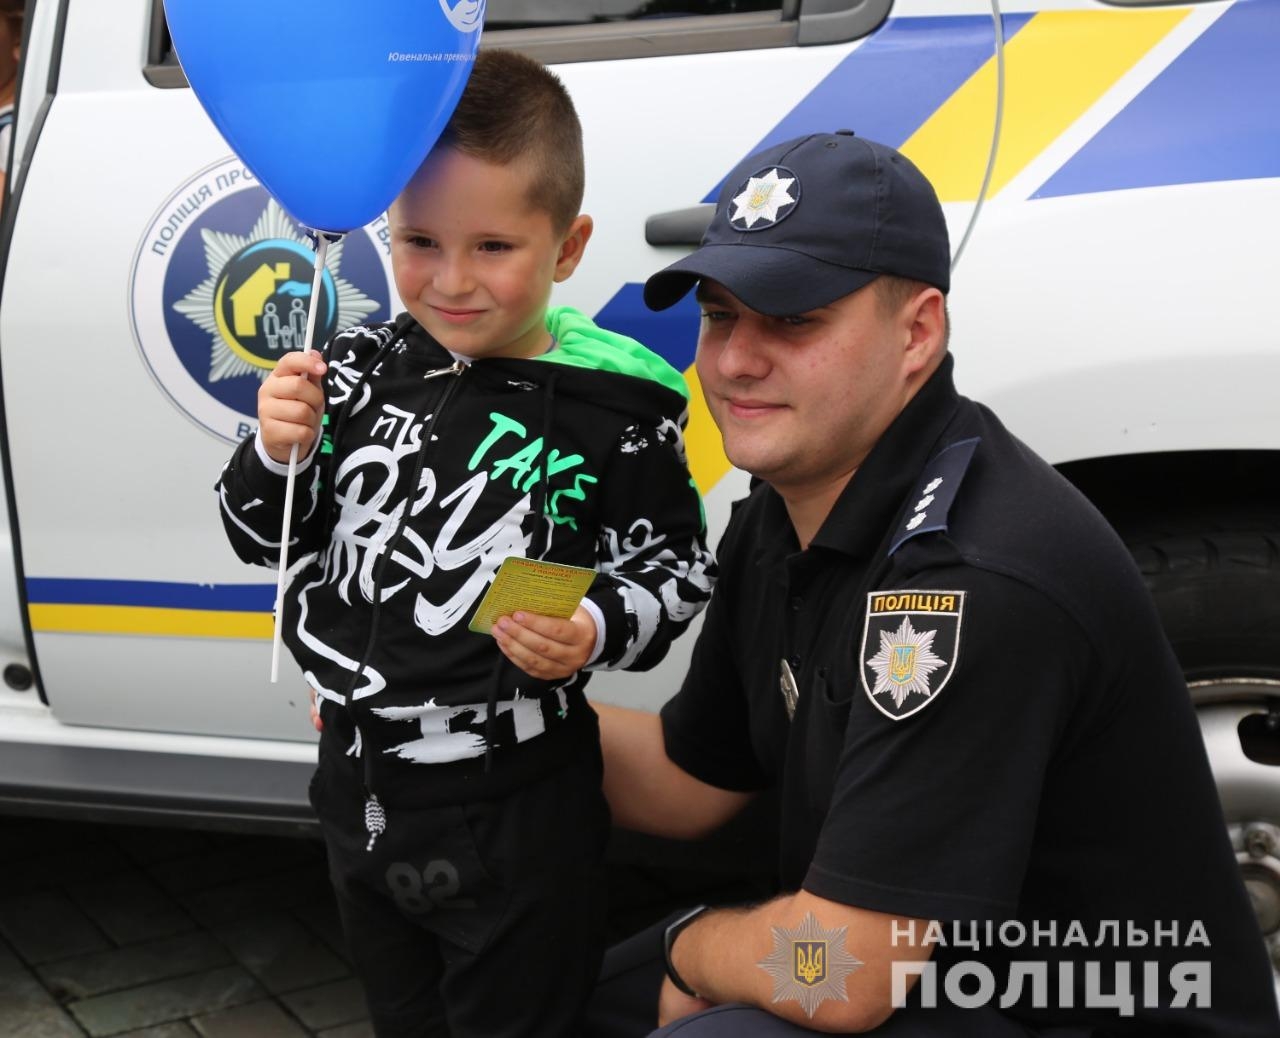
top-left (271, 231), bottom-right (337, 683)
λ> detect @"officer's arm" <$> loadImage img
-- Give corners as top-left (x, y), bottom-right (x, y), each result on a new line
top-left (667, 889), bottom-right (934, 1033)
top-left (597, 703), bottom-right (753, 839)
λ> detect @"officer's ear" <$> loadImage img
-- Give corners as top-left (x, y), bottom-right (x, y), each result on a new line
top-left (901, 286), bottom-right (947, 377)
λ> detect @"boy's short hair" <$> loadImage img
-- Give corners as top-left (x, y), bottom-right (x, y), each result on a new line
top-left (439, 49), bottom-right (584, 232)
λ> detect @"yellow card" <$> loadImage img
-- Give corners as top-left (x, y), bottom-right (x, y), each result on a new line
top-left (468, 557), bottom-right (596, 634)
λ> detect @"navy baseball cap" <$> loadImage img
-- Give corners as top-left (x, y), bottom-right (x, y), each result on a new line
top-left (644, 131), bottom-right (950, 316)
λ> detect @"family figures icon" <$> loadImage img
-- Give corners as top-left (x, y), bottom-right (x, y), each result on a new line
top-left (261, 297), bottom-right (311, 351)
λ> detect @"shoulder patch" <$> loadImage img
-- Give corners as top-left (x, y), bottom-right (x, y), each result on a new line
top-left (888, 437), bottom-right (980, 556)
top-left (860, 590), bottom-right (964, 721)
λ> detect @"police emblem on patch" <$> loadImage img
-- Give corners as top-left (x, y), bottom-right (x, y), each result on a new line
top-left (757, 912), bottom-right (861, 1018)
top-left (729, 166), bottom-right (800, 231)
top-left (860, 590), bottom-right (964, 720)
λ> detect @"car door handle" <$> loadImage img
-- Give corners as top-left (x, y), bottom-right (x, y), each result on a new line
top-left (645, 204), bottom-right (715, 246)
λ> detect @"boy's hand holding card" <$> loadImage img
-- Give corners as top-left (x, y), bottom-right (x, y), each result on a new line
top-left (474, 558), bottom-right (599, 680)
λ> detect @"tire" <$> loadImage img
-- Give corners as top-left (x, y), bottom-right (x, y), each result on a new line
top-left (1124, 513), bottom-right (1280, 685)
top-left (1120, 508), bottom-right (1280, 988)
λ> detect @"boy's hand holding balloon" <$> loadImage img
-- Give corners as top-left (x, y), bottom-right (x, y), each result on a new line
top-left (259, 351), bottom-right (328, 466)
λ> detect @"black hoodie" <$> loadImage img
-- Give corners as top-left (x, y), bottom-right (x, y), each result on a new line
top-left (218, 307), bottom-right (716, 812)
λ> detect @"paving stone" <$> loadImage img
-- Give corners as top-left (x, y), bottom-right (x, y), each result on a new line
top-left (0, 817), bottom-right (56, 862)
top-left (179, 867), bottom-right (334, 929)
top-left (2, 841), bottom-right (133, 895)
top-left (0, 818), bottom-right (107, 862)
top-left (212, 911), bottom-right (348, 995)
top-left (108, 827), bottom-right (213, 867)
top-left (148, 837), bottom-right (322, 897)
top-left (67, 964), bottom-right (263, 1037)
top-left (115, 1025), bottom-right (198, 1038)
top-left (0, 940), bottom-right (84, 1037)
top-left (280, 977), bottom-right (367, 1031)
top-left (37, 931), bottom-right (232, 1001)
top-left (68, 872), bottom-right (195, 946)
top-left (318, 1020), bottom-right (375, 1038)
top-left (191, 998), bottom-right (308, 1037)
top-left (0, 889), bottom-right (109, 963)
top-left (0, 1006), bottom-right (86, 1037)
top-left (291, 900), bottom-right (350, 965)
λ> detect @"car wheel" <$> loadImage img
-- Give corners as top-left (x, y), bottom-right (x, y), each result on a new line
top-left (1125, 517), bottom-right (1280, 991)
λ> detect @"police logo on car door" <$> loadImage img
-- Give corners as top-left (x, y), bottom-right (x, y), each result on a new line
top-left (860, 591), bottom-right (964, 720)
top-left (129, 157), bottom-right (394, 444)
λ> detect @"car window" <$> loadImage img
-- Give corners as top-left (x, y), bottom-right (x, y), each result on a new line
top-left (486, 0), bottom-right (785, 29)
top-left (148, 0), bottom-right (891, 83)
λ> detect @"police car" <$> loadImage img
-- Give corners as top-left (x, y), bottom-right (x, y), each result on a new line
top-left (0, 0), bottom-right (1277, 984)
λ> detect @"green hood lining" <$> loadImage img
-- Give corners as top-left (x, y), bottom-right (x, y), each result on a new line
top-left (536, 306), bottom-right (689, 401)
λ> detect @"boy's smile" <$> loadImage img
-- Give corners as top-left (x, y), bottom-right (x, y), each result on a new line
top-left (430, 305), bottom-right (486, 327)
top-left (389, 148), bottom-right (591, 360)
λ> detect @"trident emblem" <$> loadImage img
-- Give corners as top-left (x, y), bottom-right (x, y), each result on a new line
top-left (794, 941), bottom-right (827, 986)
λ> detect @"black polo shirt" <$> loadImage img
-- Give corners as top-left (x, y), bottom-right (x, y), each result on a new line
top-left (660, 356), bottom-right (1278, 1035)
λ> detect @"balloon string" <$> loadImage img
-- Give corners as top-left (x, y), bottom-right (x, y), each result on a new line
top-left (271, 231), bottom-right (337, 683)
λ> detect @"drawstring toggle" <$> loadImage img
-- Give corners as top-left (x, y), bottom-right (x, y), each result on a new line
top-left (364, 794), bottom-right (386, 852)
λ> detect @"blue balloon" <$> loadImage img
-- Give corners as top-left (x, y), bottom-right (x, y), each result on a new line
top-left (166, 1), bottom-right (485, 233)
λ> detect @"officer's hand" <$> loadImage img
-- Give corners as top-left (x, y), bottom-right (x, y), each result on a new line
top-left (308, 688), bottom-right (323, 733)
top-left (259, 350), bottom-right (327, 464)
top-left (657, 976), bottom-right (714, 1028)
top-left (492, 605), bottom-right (596, 681)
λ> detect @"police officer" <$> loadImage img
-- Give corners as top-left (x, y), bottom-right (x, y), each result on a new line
top-left (499, 132), bottom-right (1279, 1036)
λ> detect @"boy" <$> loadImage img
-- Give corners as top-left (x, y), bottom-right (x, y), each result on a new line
top-left (216, 50), bottom-right (715, 1037)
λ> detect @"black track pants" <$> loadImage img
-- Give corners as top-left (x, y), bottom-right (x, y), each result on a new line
top-left (312, 747), bottom-right (610, 1038)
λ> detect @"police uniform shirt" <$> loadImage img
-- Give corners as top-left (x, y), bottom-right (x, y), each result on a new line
top-left (659, 356), bottom-right (1278, 1035)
